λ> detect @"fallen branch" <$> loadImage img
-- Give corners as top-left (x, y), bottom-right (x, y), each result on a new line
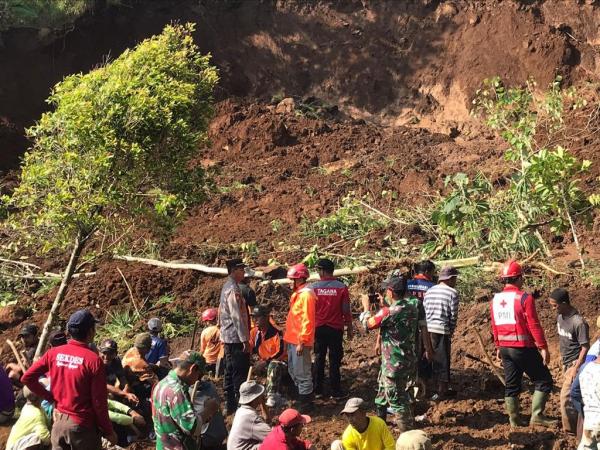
top-left (115, 255), bottom-right (264, 277)
top-left (357, 199), bottom-right (408, 225)
top-left (116, 267), bottom-right (140, 316)
top-left (532, 261), bottom-right (568, 276)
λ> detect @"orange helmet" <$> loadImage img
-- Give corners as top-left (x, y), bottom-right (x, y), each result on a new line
top-left (287, 263), bottom-right (310, 280)
top-left (499, 259), bottom-right (523, 279)
top-left (201, 308), bottom-right (217, 322)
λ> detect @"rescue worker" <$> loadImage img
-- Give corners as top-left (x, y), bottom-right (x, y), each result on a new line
top-left (407, 261), bottom-right (436, 392)
top-left (491, 259), bottom-right (555, 428)
top-left (22, 309), bottom-right (118, 448)
top-left (548, 288), bottom-right (589, 435)
top-left (152, 351), bottom-right (218, 450)
top-left (359, 276), bottom-right (419, 432)
top-left (199, 308), bottom-right (222, 376)
top-left (250, 305), bottom-right (287, 408)
top-left (219, 258), bottom-right (251, 415)
top-left (283, 263), bottom-right (316, 412)
top-left (310, 258), bottom-right (353, 400)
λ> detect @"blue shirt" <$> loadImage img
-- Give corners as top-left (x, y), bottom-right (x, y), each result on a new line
top-left (146, 335), bottom-right (168, 364)
top-left (407, 277), bottom-right (435, 302)
top-left (571, 356), bottom-right (598, 416)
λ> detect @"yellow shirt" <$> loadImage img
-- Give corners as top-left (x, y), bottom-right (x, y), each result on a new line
top-left (6, 403), bottom-right (50, 450)
top-left (341, 416), bottom-right (395, 450)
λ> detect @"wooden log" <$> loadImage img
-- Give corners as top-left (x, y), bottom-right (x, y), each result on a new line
top-left (6, 339), bottom-right (27, 372)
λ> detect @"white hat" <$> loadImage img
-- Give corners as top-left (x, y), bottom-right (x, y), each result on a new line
top-left (396, 430), bottom-right (432, 450)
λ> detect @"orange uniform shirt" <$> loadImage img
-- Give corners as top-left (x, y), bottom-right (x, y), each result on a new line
top-left (283, 285), bottom-right (316, 347)
top-left (200, 325), bottom-right (223, 364)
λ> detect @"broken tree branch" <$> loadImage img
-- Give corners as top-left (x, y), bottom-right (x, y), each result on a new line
top-left (116, 267), bottom-right (140, 316)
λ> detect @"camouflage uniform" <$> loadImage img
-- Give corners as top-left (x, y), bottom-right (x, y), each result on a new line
top-left (361, 297), bottom-right (419, 421)
top-left (152, 370), bottom-right (201, 450)
top-left (266, 360), bottom-right (286, 397)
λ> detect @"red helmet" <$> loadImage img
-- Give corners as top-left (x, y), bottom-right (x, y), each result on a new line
top-left (201, 308), bottom-right (217, 322)
top-left (499, 259), bottom-right (523, 279)
top-left (287, 263), bottom-right (310, 280)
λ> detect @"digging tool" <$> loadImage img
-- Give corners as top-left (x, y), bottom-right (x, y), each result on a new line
top-left (465, 352), bottom-right (487, 365)
top-left (246, 366), bottom-right (253, 382)
top-left (6, 339), bottom-right (27, 372)
top-left (472, 329), bottom-right (505, 386)
top-left (191, 380), bottom-right (200, 402)
top-left (190, 320), bottom-right (199, 351)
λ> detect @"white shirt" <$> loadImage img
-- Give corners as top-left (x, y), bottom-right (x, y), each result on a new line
top-left (580, 361), bottom-right (600, 431)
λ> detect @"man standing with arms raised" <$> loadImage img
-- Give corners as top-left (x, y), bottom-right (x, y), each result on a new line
top-left (311, 258), bottom-right (353, 400)
top-left (22, 309), bottom-right (117, 449)
top-left (491, 260), bottom-right (555, 428)
top-left (284, 263), bottom-right (317, 412)
top-left (219, 258), bottom-right (251, 415)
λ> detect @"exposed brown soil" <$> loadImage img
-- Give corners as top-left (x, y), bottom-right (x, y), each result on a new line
top-left (2, 1), bottom-right (600, 449)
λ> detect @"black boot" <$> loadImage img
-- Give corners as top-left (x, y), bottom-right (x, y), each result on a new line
top-left (296, 394), bottom-right (314, 413)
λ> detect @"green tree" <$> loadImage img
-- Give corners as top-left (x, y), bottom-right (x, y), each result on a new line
top-left (2, 23), bottom-right (218, 356)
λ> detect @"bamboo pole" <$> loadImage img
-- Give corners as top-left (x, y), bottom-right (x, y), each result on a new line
top-left (6, 339), bottom-right (27, 372)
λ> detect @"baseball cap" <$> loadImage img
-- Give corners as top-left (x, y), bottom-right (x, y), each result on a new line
top-left (99, 338), bottom-right (118, 353)
top-left (251, 305), bottom-right (271, 317)
top-left (134, 332), bottom-right (152, 349)
top-left (381, 276), bottom-right (406, 294)
top-left (48, 330), bottom-right (67, 347)
top-left (18, 324), bottom-right (39, 337)
top-left (148, 318), bottom-right (162, 332)
top-left (315, 258), bottom-right (335, 273)
top-left (226, 258), bottom-right (247, 272)
top-left (438, 266), bottom-right (459, 281)
top-left (67, 310), bottom-right (99, 333)
top-left (549, 288), bottom-right (570, 304)
top-left (278, 408), bottom-right (311, 427)
top-left (340, 397), bottom-right (366, 414)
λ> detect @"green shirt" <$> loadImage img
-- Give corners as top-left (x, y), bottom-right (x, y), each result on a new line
top-left (152, 370), bottom-right (199, 450)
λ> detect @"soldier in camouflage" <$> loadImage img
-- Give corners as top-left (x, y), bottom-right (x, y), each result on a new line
top-left (360, 275), bottom-right (425, 432)
top-left (152, 351), bottom-right (218, 450)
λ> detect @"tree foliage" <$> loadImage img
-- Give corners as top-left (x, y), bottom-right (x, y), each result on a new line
top-left (423, 77), bottom-right (597, 264)
top-left (3, 23), bottom-right (218, 252)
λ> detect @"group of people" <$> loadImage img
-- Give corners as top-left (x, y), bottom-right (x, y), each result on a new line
top-left (0, 256), bottom-right (598, 450)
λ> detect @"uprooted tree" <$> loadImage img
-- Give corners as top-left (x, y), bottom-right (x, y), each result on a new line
top-left (1, 23), bottom-right (218, 357)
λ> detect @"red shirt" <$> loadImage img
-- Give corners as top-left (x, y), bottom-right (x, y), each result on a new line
top-left (259, 425), bottom-right (312, 450)
top-left (490, 284), bottom-right (547, 349)
top-left (22, 339), bottom-right (113, 435)
top-left (310, 277), bottom-right (352, 330)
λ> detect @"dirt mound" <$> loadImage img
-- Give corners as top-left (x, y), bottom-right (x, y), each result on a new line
top-left (2, 0), bottom-right (600, 170)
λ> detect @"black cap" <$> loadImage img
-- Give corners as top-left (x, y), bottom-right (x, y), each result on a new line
top-left (18, 324), bottom-right (39, 337)
top-left (226, 258), bottom-right (246, 272)
top-left (316, 258), bottom-right (335, 273)
top-left (67, 309), bottom-right (99, 333)
top-left (48, 330), bottom-right (67, 347)
top-left (550, 288), bottom-right (570, 304)
top-left (251, 305), bottom-right (271, 317)
top-left (381, 276), bottom-right (406, 295)
top-left (99, 338), bottom-right (118, 353)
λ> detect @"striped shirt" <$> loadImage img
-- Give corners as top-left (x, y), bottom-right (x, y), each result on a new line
top-left (423, 283), bottom-right (459, 335)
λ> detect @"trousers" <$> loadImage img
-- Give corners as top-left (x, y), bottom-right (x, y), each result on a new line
top-left (52, 413), bottom-right (101, 450)
top-left (560, 363), bottom-right (579, 434)
top-left (266, 360), bottom-right (287, 397)
top-left (500, 347), bottom-right (553, 397)
top-left (223, 343), bottom-right (250, 410)
top-left (287, 344), bottom-right (313, 395)
top-left (314, 325), bottom-right (344, 393)
top-left (375, 367), bottom-right (413, 419)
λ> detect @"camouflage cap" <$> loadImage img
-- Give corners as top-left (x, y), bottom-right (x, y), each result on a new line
top-left (179, 350), bottom-right (206, 371)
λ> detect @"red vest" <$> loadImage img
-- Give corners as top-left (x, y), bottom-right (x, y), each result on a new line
top-left (490, 286), bottom-right (547, 349)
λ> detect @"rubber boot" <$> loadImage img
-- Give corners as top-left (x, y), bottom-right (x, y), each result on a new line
top-left (504, 397), bottom-right (526, 427)
top-left (296, 393), bottom-right (314, 413)
top-left (376, 406), bottom-right (387, 423)
top-left (530, 391), bottom-right (557, 428)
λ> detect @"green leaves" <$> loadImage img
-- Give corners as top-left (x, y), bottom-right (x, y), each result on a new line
top-left (4, 23), bottom-right (218, 253)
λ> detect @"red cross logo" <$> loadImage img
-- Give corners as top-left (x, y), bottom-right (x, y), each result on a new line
top-left (500, 299), bottom-right (507, 307)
